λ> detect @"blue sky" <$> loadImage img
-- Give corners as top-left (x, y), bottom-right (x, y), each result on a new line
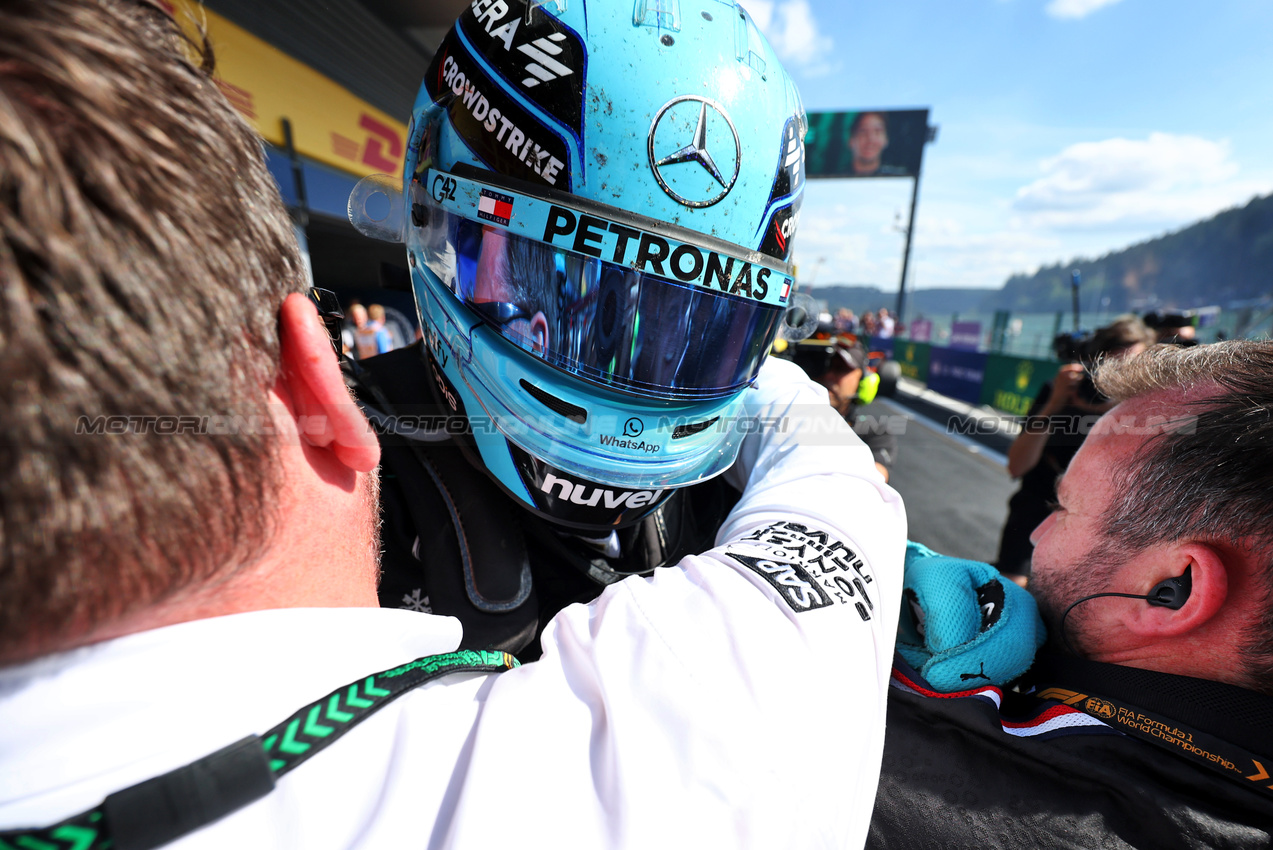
top-left (746, 0), bottom-right (1273, 292)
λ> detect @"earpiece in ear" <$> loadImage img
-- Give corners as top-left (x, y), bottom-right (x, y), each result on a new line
top-left (1146, 565), bottom-right (1193, 610)
top-left (1059, 566), bottom-right (1195, 653)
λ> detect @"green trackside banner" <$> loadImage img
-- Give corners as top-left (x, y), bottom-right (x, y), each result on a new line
top-left (892, 341), bottom-right (931, 383)
top-left (979, 354), bottom-right (1055, 416)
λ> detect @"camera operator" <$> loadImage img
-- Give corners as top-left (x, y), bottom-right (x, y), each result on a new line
top-left (1144, 310), bottom-right (1200, 346)
top-left (994, 316), bottom-right (1155, 582)
top-left (813, 340), bottom-right (896, 481)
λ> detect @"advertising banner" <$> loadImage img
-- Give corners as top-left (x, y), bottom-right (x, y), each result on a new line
top-left (978, 354), bottom-right (1055, 416)
top-left (176, 3), bottom-right (408, 180)
top-left (804, 109), bottom-right (930, 179)
top-left (892, 341), bottom-right (931, 384)
top-left (949, 321), bottom-right (983, 351)
top-left (927, 348), bottom-right (988, 406)
top-left (865, 337), bottom-right (893, 361)
top-left (907, 319), bottom-right (933, 342)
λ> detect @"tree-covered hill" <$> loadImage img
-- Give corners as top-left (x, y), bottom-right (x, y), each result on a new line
top-left (806, 285), bottom-right (990, 317)
top-left (810, 192), bottom-right (1273, 319)
top-left (988, 193), bottom-right (1273, 314)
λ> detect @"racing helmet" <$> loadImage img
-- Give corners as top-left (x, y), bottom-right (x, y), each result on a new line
top-left (351, 0), bottom-right (806, 531)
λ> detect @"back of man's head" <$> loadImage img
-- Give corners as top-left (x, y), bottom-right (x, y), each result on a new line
top-left (0, 0), bottom-right (304, 662)
top-left (1093, 340), bottom-right (1273, 690)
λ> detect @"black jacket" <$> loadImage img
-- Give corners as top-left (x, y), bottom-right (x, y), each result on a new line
top-left (870, 652), bottom-right (1273, 849)
top-left (350, 343), bottom-right (737, 660)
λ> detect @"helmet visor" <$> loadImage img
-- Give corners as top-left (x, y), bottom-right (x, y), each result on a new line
top-left (409, 172), bottom-right (789, 401)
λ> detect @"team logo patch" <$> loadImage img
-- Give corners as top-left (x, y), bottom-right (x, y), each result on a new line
top-left (478, 189), bottom-right (515, 226)
top-left (1084, 697), bottom-right (1117, 720)
top-left (648, 96), bottom-right (741, 208)
top-left (459, 0), bottom-right (587, 140)
top-left (757, 115), bottom-right (806, 261)
top-left (976, 579), bottom-right (1005, 630)
top-left (509, 445), bottom-right (669, 527)
top-left (759, 203), bottom-right (801, 264)
top-left (782, 119), bottom-right (804, 185)
top-left (726, 551), bottom-right (832, 613)
top-left (725, 521), bottom-right (876, 620)
top-left (541, 205), bottom-right (783, 302)
top-left (425, 30), bottom-right (571, 189)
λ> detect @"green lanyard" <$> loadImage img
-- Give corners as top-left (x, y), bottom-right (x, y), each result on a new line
top-left (0, 648), bottom-right (519, 850)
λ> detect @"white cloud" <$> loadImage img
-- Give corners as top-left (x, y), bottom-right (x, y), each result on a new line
top-left (745, 0), bottom-right (834, 73)
top-left (745, 2), bottom-right (777, 36)
top-left (903, 212), bottom-right (1071, 289)
top-left (792, 133), bottom-right (1273, 294)
top-left (792, 203), bottom-right (878, 284)
top-left (1011, 133), bottom-right (1261, 230)
top-left (1045, 0), bottom-right (1126, 20)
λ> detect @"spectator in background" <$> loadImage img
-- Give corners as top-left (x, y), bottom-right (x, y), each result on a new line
top-left (860, 310), bottom-right (878, 337)
top-left (340, 299), bottom-right (360, 356)
top-left (876, 308), bottom-right (895, 339)
top-left (350, 302), bottom-right (392, 359)
top-left (367, 303), bottom-right (402, 352)
top-left (1144, 311), bottom-right (1199, 346)
top-left (814, 340), bottom-right (896, 481)
top-left (994, 315), bottom-right (1156, 581)
top-left (835, 308), bottom-right (858, 335)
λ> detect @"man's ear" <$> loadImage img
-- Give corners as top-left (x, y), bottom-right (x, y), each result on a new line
top-left (1125, 542), bottom-right (1227, 638)
top-left (277, 293), bottom-right (379, 472)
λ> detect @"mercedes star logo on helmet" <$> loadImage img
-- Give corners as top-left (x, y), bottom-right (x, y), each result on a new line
top-left (648, 96), bottom-right (741, 208)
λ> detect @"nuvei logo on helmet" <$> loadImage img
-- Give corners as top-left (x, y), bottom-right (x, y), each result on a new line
top-left (539, 473), bottom-right (663, 509)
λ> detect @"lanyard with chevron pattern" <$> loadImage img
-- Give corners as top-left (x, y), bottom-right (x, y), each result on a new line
top-left (0, 648), bottom-right (520, 850)
top-left (1036, 683), bottom-right (1273, 801)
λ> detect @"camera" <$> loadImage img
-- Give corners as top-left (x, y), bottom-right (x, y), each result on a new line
top-left (1050, 331), bottom-right (1107, 406)
top-left (1051, 330), bottom-right (1091, 364)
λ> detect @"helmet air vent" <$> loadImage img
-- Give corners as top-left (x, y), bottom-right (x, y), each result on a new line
top-left (671, 417), bottom-right (719, 440)
top-left (634, 0), bottom-right (682, 31)
top-left (733, 6), bottom-right (767, 76)
top-left (520, 379), bottom-right (588, 424)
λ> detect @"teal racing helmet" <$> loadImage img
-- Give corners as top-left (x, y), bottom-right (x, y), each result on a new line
top-left (351, 0), bottom-right (806, 531)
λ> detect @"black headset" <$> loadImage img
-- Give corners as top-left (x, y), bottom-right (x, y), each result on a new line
top-left (1059, 566), bottom-right (1192, 654)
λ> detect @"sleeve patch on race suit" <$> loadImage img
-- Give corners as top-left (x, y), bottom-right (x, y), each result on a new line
top-left (724, 521), bottom-right (876, 620)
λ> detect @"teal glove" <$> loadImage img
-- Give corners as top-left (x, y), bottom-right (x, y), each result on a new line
top-left (896, 541), bottom-right (1047, 692)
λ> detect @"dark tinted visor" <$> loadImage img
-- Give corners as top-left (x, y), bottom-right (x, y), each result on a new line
top-left (413, 185), bottom-right (787, 401)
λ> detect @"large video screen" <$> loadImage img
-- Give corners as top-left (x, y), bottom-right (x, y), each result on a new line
top-left (804, 109), bottom-right (930, 179)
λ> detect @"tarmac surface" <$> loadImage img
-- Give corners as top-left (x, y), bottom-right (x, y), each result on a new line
top-left (860, 379), bottom-right (1021, 565)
